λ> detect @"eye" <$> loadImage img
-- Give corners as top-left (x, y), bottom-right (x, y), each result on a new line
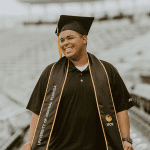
top-left (60, 39), bottom-right (64, 43)
top-left (68, 37), bottom-right (73, 40)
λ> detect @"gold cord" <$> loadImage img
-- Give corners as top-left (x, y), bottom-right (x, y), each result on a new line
top-left (57, 25), bottom-right (62, 59)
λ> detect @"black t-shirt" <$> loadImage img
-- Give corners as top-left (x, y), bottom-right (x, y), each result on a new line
top-left (26, 60), bottom-right (134, 150)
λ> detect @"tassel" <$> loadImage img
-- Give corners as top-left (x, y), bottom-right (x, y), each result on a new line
top-left (57, 25), bottom-right (62, 59)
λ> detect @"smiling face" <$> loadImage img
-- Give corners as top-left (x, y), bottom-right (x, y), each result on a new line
top-left (60, 30), bottom-right (87, 61)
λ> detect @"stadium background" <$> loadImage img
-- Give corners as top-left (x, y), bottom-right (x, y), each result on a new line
top-left (0, 0), bottom-right (150, 149)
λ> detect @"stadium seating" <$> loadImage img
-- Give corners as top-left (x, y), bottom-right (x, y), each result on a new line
top-left (130, 133), bottom-right (137, 139)
top-left (1, 18), bottom-right (150, 149)
top-left (130, 128), bottom-right (148, 149)
top-left (134, 143), bottom-right (148, 150)
top-left (132, 138), bottom-right (142, 149)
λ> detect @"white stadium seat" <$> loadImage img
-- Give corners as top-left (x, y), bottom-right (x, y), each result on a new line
top-left (130, 129), bottom-right (133, 133)
top-left (132, 138), bottom-right (142, 149)
top-left (130, 133), bottom-right (137, 139)
top-left (134, 143), bottom-right (148, 150)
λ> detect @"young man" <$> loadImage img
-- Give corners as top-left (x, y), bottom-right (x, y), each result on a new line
top-left (22, 15), bottom-right (134, 150)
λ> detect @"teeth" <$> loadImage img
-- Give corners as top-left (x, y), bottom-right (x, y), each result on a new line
top-left (65, 48), bottom-right (72, 50)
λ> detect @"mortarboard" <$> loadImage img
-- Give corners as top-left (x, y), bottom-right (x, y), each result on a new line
top-left (56, 15), bottom-right (94, 59)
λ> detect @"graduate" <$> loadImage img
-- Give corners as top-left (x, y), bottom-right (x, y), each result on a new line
top-left (22, 15), bottom-right (134, 150)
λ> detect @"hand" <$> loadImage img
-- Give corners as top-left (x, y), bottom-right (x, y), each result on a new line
top-left (123, 141), bottom-right (133, 150)
top-left (22, 141), bottom-right (32, 150)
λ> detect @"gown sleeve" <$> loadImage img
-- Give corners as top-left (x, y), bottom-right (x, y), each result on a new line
top-left (111, 69), bottom-right (134, 113)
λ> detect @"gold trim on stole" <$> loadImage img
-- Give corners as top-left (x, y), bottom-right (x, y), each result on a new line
top-left (31, 63), bottom-right (56, 147)
top-left (88, 59), bottom-right (109, 150)
top-left (46, 59), bottom-right (69, 150)
top-left (99, 60), bottom-right (124, 148)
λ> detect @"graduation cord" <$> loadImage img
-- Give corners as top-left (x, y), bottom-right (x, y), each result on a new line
top-left (31, 60), bottom-right (69, 150)
top-left (31, 63), bottom-right (56, 148)
top-left (88, 59), bottom-right (124, 150)
top-left (45, 59), bottom-right (69, 150)
top-left (57, 24), bottom-right (62, 59)
top-left (88, 59), bottom-right (108, 150)
top-left (99, 61), bottom-right (124, 148)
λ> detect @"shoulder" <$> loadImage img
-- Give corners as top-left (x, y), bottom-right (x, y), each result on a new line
top-left (40, 62), bottom-right (56, 78)
top-left (99, 60), bottom-right (118, 76)
top-left (99, 60), bottom-right (122, 87)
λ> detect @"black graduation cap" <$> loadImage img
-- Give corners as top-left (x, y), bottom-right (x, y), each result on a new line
top-left (55, 15), bottom-right (94, 59)
top-left (55, 15), bottom-right (94, 35)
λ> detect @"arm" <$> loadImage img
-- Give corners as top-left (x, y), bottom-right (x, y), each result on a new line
top-left (117, 110), bottom-right (130, 139)
top-left (117, 110), bottom-right (133, 150)
top-left (22, 113), bottom-right (39, 150)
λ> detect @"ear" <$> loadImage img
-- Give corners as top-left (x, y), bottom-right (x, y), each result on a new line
top-left (82, 35), bottom-right (87, 44)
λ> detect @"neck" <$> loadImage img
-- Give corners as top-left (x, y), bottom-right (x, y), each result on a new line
top-left (69, 51), bottom-right (88, 67)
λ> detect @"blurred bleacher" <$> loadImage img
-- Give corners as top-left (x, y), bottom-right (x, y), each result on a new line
top-left (0, 0), bottom-right (150, 149)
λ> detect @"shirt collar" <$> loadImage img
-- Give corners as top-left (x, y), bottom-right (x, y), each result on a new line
top-left (68, 60), bottom-right (77, 72)
top-left (68, 60), bottom-right (89, 72)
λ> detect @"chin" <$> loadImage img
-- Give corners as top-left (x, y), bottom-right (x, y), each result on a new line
top-left (64, 52), bottom-right (74, 58)
top-left (65, 54), bottom-right (77, 60)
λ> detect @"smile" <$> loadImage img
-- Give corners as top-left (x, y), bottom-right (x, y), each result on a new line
top-left (64, 47), bottom-right (74, 51)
